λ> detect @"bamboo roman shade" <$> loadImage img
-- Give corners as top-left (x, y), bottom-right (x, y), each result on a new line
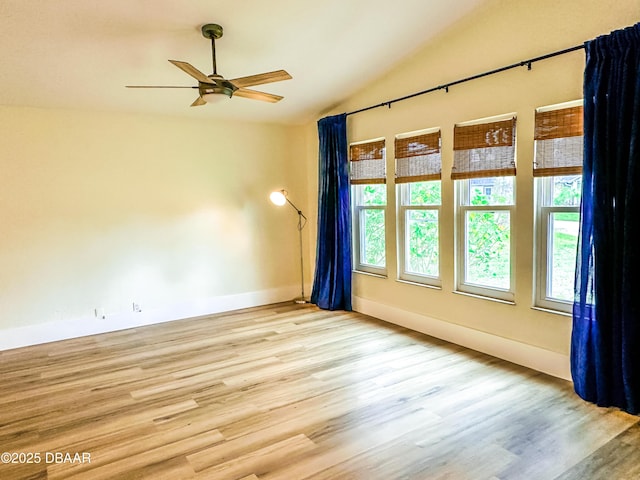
top-left (395, 131), bottom-right (441, 183)
top-left (534, 105), bottom-right (583, 177)
top-left (451, 117), bottom-right (517, 180)
top-left (350, 139), bottom-right (386, 184)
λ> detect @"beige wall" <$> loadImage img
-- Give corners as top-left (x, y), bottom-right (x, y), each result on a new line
top-left (0, 106), bottom-right (309, 332)
top-left (309, 0), bottom-right (638, 358)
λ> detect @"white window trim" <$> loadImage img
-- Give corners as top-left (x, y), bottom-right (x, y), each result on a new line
top-left (352, 186), bottom-right (387, 276)
top-left (395, 126), bottom-right (441, 139)
top-left (455, 112), bottom-right (517, 127)
top-left (455, 179), bottom-right (516, 302)
top-left (397, 183), bottom-right (441, 286)
top-left (536, 98), bottom-right (583, 113)
top-left (534, 177), bottom-right (578, 313)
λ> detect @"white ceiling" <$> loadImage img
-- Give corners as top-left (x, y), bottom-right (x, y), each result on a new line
top-left (0, 0), bottom-right (488, 124)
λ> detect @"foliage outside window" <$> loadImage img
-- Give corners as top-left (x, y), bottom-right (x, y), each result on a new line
top-left (398, 181), bottom-right (441, 285)
top-left (456, 177), bottom-right (515, 300)
top-left (353, 184), bottom-right (386, 274)
top-left (535, 176), bottom-right (581, 312)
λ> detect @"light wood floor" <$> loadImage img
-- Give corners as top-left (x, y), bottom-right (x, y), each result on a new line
top-left (1, 303), bottom-right (638, 480)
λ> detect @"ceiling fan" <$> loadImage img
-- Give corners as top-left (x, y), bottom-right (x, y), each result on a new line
top-left (126, 23), bottom-right (292, 107)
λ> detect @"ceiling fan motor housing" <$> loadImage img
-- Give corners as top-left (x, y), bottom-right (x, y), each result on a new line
top-left (199, 77), bottom-right (238, 99)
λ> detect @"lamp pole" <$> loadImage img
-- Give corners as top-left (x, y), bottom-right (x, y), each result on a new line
top-left (285, 197), bottom-right (307, 304)
top-left (270, 190), bottom-right (307, 304)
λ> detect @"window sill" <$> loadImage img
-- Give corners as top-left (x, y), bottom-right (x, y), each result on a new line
top-left (353, 269), bottom-right (388, 279)
top-left (453, 290), bottom-right (515, 305)
top-left (531, 306), bottom-right (572, 317)
top-left (397, 278), bottom-right (442, 290)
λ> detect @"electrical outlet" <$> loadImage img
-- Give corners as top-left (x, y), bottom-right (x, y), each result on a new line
top-left (132, 302), bottom-right (142, 313)
top-left (94, 308), bottom-right (106, 319)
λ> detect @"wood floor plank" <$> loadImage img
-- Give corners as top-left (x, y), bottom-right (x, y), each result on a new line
top-left (259, 405), bottom-right (442, 480)
top-left (554, 423), bottom-right (640, 480)
top-left (192, 433), bottom-right (317, 480)
top-left (25, 399), bottom-right (199, 455)
top-left (1, 302), bottom-right (638, 480)
top-left (47, 423), bottom-right (224, 479)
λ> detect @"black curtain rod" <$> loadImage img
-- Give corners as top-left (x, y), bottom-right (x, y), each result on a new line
top-left (345, 44), bottom-right (586, 117)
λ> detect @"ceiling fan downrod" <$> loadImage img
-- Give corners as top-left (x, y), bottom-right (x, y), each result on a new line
top-left (201, 23), bottom-right (223, 76)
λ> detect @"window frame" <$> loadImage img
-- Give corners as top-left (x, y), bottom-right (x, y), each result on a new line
top-left (534, 176), bottom-right (580, 313)
top-left (397, 181), bottom-right (441, 286)
top-left (455, 177), bottom-right (516, 302)
top-left (350, 138), bottom-right (387, 276)
top-left (532, 99), bottom-right (583, 313)
top-left (352, 184), bottom-right (387, 276)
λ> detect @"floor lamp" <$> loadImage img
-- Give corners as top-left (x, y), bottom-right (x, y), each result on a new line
top-left (270, 189), bottom-right (308, 304)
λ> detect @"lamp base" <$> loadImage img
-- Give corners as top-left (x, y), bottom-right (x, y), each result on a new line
top-left (294, 298), bottom-right (309, 304)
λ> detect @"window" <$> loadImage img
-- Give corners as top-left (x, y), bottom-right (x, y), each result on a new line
top-left (453, 116), bottom-right (517, 301)
top-left (457, 177), bottom-right (515, 298)
top-left (396, 129), bottom-right (442, 285)
top-left (534, 102), bottom-right (583, 312)
top-left (350, 139), bottom-right (387, 275)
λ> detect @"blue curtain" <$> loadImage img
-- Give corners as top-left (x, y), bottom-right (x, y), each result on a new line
top-left (571, 23), bottom-right (640, 415)
top-left (311, 114), bottom-right (352, 310)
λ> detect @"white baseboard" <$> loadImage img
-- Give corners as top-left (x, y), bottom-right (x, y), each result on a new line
top-left (0, 285), bottom-right (302, 352)
top-left (353, 296), bottom-right (571, 381)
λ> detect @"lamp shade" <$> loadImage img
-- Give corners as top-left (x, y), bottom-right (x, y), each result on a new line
top-left (201, 92), bottom-right (231, 103)
top-left (270, 190), bottom-right (287, 206)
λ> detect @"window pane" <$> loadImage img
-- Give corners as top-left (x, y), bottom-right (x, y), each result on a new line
top-left (406, 210), bottom-right (439, 276)
top-left (407, 181), bottom-right (441, 206)
top-left (552, 175), bottom-right (582, 206)
top-left (467, 177), bottom-right (514, 206)
top-left (465, 211), bottom-right (510, 289)
top-left (549, 212), bottom-right (579, 300)
top-left (362, 184), bottom-right (386, 206)
top-left (361, 209), bottom-right (385, 266)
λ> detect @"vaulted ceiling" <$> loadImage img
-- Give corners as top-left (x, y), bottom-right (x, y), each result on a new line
top-left (0, 0), bottom-right (488, 124)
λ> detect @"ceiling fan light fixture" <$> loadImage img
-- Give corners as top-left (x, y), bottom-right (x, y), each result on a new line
top-left (200, 77), bottom-right (238, 102)
top-left (201, 86), bottom-right (234, 102)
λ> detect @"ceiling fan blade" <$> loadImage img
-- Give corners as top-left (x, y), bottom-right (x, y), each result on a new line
top-left (126, 85), bottom-right (198, 88)
top-left (234, 88), bottom-right (283, 103)
top-left (229, 70), bottom-right (292, 88)
top-left (191, 96), bottom-right (207, 107)
top-left (168, 60), bottom-right (214, 84)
